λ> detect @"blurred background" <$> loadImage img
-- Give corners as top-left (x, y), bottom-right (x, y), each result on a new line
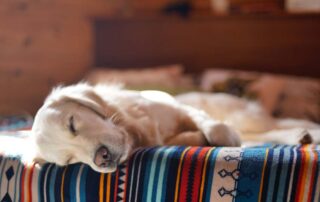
top-left (0, 0), bottom-right (319, 130)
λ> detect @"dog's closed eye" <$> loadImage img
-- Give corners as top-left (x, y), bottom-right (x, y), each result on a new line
top-left (68, 116), bottom-right (77, 135)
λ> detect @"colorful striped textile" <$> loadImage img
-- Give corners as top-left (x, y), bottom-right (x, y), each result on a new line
top-left (0, 115), bottom-right (33, 132)
top-left (0, 145), bottom-right (320, 202)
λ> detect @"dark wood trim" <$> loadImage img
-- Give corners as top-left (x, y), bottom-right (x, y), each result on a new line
top-left (94, 14), bottom-right (320, 77)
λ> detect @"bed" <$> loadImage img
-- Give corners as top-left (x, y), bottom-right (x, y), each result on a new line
top-left (1, 66), bottom-right (320, 201)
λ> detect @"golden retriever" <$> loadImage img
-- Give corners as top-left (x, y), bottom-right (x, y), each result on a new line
top-left (32, 83), bottom-right (320, 173)
top-left (32, 83), bottom-right (241, 173)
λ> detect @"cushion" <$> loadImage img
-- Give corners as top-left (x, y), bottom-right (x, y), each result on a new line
top-left (201, 69), bottom-right (320, 123)
top-left (85, 65), bottom-right (196, 94)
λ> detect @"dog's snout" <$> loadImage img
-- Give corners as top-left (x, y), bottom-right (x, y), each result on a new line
top-left (94, 146), bottom-right (112, 167)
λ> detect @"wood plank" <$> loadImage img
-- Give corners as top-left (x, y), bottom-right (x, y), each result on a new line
top-left (95, 15), bottom-right (320, 77)
top-left (0, 19), bottom-right (93, 76)
top-left (0, 20), bottom-right (92, 61)
top-left (0, 61), bottom-right (90, 115)
top-left (0, 0), bottom-right (117, 114)
top-left (0, 78), bottom-right (54, 116)
top-left (0, 0), bottom-right (117, 18)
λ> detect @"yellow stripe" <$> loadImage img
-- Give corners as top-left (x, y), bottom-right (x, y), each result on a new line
top-left (61, 166), bottom-right (68, 202)
top-left (258, 148), bottom-right (269, 202)
top-left (174, 147), bottom-right (190, 202)
top-left (199, 148), bottom-right (214, 202)
top-left (106, 174), bottom-right (111, 202)
top-left (99, 173), bottom-right (105, 202)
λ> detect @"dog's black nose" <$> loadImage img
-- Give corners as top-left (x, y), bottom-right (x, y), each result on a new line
top-left (94, 146), bottom-right (112, 167)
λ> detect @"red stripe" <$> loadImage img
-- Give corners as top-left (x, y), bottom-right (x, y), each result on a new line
top-left (113, 169), bottom-right (119, 202)
top-left (295, 146), bottom-right (307, 202)
top-left (191, 147), bottom-right (210, 202)
top-left (20, 167), bottom-right (27, 202)
top-left (179, 147), bottom-right (198, 202)
top-left (307, 146), bottom-right (318, 202)
top-left (28, 163), bottom-right (36, 202)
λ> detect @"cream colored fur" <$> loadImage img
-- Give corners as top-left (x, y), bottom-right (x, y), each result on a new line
top-left (32, 83), bottom-right (241, 173)
top-left (176, 92), bottom-right (320, 145)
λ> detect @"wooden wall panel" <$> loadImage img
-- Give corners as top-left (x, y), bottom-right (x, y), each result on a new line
top-left (0, 0), bottom-right (118, 17)
top-left (0, 20), bottom-right (91, 60)
top-left (0, 0), bottom-right (116, 115)
top-left (124, 0), bottom-right (212, 16)
top-left (95, 15), bottom-right (320, 78)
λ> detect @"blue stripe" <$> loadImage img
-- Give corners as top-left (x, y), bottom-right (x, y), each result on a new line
top-left (164, 146), bottom-right (187, 201)
top-left (127, 149), bottom-right (145, 202)
top-left (160, 147), bottom-right (176, 202)
top-left (204, 147), bottom-right (220, 202)
top-left (69, 164), bottom-right (80, 202)
top-left (37, 163), bottom-right (50, 202)
top-left (133, 148), bottom-right (154, 202)
top-left (260, 148), bottom-right (274, 201)
top-left (80, 166), bottom-right (88, 202)
top-left (272, 146), bottom-right (285, 201)
top-left (156, 147), bottom-right (175, 202)
top-left (147, 147), bottom-right (167, 202)
top-left (276, 146), bottom-right (291, 202)
top-left (53, 167), bottom-right (64, 202)
top-left (141, 147), bottom-right (161, 202)
top-left (85, 166), bottom-right (101, 201)
top-left (235, 147), bottom-right (266, 202)
top-left (283, 146), bottom-right (295, 201)
top-left (266, 146), bottom-right (282, 202)
top-left (131, 148), bottom-right (152, 201)
top-left (152, 148), bottom-right (166, 201)
top-left (49, 166), bottom-right (59, 202)
top-left (44, 164), bottom-right (54, 202)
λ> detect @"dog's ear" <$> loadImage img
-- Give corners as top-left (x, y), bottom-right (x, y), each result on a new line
top-left (48, 85), bottom-right (118, 119)
top-left (65, 90), bottom-right (109, 118)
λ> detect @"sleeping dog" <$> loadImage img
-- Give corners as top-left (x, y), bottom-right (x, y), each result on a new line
top-left (32, 83), bottom-right (320, 173)
top-left (32, 83), bottom-right (241, 173)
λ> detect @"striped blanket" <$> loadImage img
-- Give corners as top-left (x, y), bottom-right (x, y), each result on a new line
top-left (0, 145), bottom-right (319, 202)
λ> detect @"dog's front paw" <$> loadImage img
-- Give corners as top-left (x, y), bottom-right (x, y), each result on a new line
top-left (205, 123), bottom-right (241, 147)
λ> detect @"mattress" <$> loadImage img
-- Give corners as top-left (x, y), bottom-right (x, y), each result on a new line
top-left (1, 145), bottom-right (319, 202)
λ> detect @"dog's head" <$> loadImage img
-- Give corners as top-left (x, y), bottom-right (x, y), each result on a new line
top-left (32, 84), bottom-right (133, 173)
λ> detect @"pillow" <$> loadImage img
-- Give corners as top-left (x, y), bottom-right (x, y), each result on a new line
top-left (85, 65), bottom-right (196, 94)
top-left (200, 68), bottom-right (320, 123)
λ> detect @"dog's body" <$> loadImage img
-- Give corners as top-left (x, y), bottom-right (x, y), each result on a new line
top-left (32, 83), bottom-right (240, 173)
top-left (32, 83), bottom-right (320, 173)
top-left (176, 92), bottom-right (320, 135)
top-left (177, 92), bottom-right (320, 146)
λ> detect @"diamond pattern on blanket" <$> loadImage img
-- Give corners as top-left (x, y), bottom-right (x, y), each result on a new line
top-left (1, 166), bottom-right (15, 202)
top-left (5, 166), bottom-right (14, 180)
top-left (1, 193), bottom-right (12, 202)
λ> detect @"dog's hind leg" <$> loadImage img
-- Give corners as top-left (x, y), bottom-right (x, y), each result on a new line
top-left (180, 105), bottom-right (241, 147)
top-left (164, 131), bottom-right (208, 146)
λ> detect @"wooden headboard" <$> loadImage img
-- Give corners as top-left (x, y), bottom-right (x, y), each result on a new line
top-left (94, 15), bottom-right (320, 78)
